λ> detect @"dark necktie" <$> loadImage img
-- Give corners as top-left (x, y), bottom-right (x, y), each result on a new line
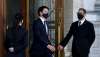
top-left (78, 21), bottom-right (81, 26)
top-left (44, 21), bottom-right (48, 34)
top-left (44, 21), bottom-right (51, 44)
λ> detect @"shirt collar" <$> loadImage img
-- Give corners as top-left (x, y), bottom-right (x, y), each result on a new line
top-left (79, 17), bottom-right (86, 25)
top-left (39, 16), bottom-right (46, 24)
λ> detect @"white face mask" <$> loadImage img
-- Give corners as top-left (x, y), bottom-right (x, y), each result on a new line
top-left (19, 22), bottom-right (22, 26)
top-left (18, 20), bottom-right (23, 26)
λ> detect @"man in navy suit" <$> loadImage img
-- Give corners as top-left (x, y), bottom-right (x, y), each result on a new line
top-left (58, 8), bottom-right (95, 57)
top-left (30, 6), bottom-right (55, 57)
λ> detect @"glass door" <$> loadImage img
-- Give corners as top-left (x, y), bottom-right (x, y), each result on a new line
top-left (29, 0), bottom-right (64, 57)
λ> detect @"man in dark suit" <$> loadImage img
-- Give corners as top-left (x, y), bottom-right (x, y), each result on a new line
top-left (58, 8), bottom-right (95, 57)
top-left (30, 6), bottom-right (55, 57)
top-left (5, 13), bottom-right (27, 57)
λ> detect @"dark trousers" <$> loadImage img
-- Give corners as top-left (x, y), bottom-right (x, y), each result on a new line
top-left (30, 53), bottom-right (52, 57)
top-left (6, 51), bottom-right (25, 57)
top-left (72, 49), bottom-right (89, 57)
top-left (72, 53), bottom-right (89, 57)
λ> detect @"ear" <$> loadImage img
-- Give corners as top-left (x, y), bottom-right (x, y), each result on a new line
top-left (40, 12), bottom-right (43, 16)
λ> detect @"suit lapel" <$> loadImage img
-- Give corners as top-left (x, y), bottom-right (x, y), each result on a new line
top-left (82, 20), bottom-right (87, 26)
top-left (78, 20), bottom-right (87, 27)
top-left (38, 18), bottom-right (47, 34)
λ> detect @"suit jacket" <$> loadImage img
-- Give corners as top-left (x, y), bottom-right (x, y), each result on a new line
top-left (60, 20), bottom-right (95, 56)
top-left (30, 18), bottom-right (51, 55)
top-left (5, 26), bottom-right (27, 53)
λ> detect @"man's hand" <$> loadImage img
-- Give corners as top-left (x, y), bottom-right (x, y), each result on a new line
top-left (58, 45), bottom-right (64, 51)
top-left (9, 47), bottom-right (14, 52)
top-left (47, 45), bottom-right (55, 52)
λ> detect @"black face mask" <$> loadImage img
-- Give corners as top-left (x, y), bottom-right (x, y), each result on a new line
top-left (43, 13), bottom-right (48, 18)
top-left (77, 13), bottom-right (84, 20)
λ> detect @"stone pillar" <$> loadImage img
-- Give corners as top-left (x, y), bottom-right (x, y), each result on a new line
top-left (64, 0), bottom-right (83, 57)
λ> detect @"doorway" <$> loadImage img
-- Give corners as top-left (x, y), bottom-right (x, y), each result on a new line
top-left (1, 0), bottom-right (64, 57)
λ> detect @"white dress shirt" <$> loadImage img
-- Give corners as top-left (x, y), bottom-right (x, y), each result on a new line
top-left (78, 17), bottom-right (86, 26)
top-left (39, 17), bottom-right (48, 34)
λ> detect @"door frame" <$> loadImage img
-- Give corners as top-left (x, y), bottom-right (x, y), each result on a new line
top-left (0, 0), bottom-right (6, 57)
top-left (23, 0), bottom-right (65, 57)
top-left (55, 0), bottom-right (64, 57)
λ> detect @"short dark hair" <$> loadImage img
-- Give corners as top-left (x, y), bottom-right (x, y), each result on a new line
top-left (15, 13), bottom-right (23, 22)
top-left (38, 6), bottom-right (49, 16)
top-left (79, 8), bottom-right (86, 14)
